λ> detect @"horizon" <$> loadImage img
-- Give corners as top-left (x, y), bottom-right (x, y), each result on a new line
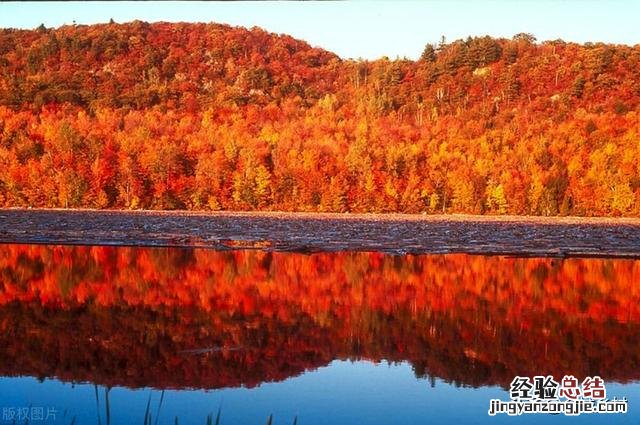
top-left (1, 1), bottom-right (639, 60)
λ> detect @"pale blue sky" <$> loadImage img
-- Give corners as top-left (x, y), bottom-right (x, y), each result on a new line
top-left (1, 1), bottom-right (639, 60)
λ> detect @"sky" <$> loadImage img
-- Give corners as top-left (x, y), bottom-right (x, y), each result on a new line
top-left (1, 1), bottom-right (639, 60)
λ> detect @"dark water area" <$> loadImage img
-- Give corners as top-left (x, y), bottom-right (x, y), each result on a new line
top-left (0, 244), bottom-right (639, 424)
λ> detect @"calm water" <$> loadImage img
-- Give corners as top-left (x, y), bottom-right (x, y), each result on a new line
top-left (0, 244), bottom-right (639, 424)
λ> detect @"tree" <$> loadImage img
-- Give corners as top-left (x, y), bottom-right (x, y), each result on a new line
top-left (420, 44), bottom-right (436, 62)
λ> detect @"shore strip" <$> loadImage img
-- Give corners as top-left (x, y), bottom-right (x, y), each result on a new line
top-left (1, 209), bottom-right (639, 257)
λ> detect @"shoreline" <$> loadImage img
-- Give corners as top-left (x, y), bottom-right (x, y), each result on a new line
top-left (1, 208), bottom-right (640, 257)
top-left (3, 207), bottom-right (640, 224)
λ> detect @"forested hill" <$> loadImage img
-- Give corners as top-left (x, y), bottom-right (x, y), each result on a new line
top-left (1, 21), bottom-right (640, 215)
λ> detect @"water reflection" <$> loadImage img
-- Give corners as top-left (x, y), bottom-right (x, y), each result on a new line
top-left (0, 244), bottom-right (639, 391)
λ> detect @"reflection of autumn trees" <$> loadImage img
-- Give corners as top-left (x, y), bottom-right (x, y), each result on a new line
top-left (2, 23), bottom-right (640, 214)
top-left (1, 245), bottom-right (639, 389)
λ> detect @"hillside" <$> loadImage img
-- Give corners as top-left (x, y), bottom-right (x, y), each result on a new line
top-left (1, 21), bottom-right (640, 215)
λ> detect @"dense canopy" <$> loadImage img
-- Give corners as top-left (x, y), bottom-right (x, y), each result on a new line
top-left (1, 22), bottom-right (640, 215)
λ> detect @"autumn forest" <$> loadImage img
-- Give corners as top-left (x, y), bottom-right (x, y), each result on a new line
top-left (1, 21), bottom-right (640, 215)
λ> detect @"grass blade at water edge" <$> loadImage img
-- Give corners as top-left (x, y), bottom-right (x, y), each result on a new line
top-left (94, 385), bottom-right (102, 425)
top-left (154, 390), bottom-right (165, 425)
top-left (105, 387), bottom-right (111, 425)
top-left (143, 392), bottom-right (152, 425)
top-left (214, 407), bottom-right (221, 425)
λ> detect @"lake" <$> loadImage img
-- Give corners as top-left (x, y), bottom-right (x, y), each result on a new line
top-left (0, 244), bottom-right (638, 424)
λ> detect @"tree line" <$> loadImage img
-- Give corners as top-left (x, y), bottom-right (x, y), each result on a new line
top-left (1, 22), bottom-right (640, 215)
